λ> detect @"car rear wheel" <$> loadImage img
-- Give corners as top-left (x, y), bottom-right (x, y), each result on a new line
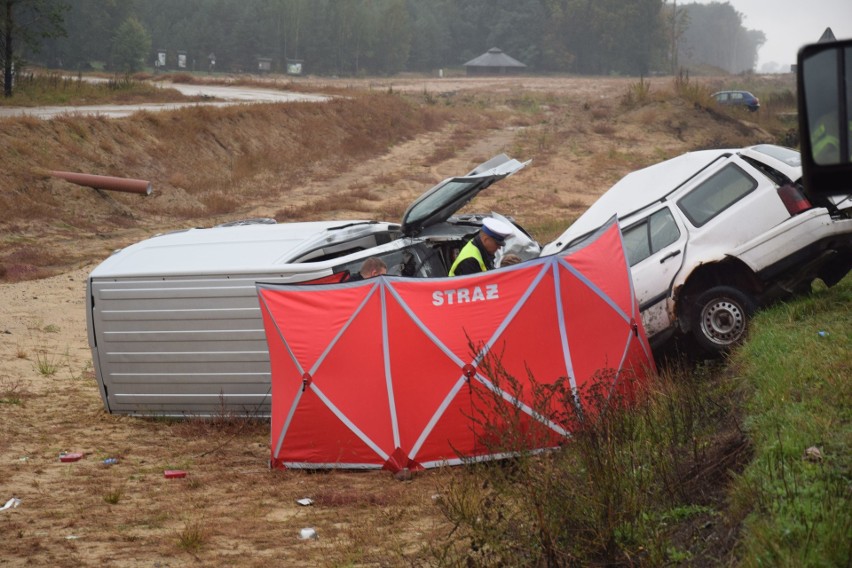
top-left (691, 286), bottom-right (756, 354)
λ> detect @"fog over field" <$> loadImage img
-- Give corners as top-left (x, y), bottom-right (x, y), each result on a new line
top-left (698, 0), bottom-right (852, 72)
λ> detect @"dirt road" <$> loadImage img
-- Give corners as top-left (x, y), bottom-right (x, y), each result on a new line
top-left (0, 82), bottom-right (331, 119)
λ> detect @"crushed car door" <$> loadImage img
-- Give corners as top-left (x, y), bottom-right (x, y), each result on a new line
top-left (622, 206), bottom-right (688, 339)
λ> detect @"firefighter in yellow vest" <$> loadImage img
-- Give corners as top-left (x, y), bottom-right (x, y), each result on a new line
top-left (811, 112), bottom-right (852, 165)
top-left (449, 217), bottom-right (513, 276)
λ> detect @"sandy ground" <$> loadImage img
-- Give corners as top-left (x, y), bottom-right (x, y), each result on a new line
top-left (0, 74), bottom-right (783, 566)
top-left (1, 264), bottom-right (450, 566)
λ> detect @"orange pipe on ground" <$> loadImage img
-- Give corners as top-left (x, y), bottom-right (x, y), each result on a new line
top-left (50, 171), bottom-right (153, 195)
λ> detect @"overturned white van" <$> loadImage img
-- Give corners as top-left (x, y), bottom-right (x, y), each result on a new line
top-left (86, 155), bottom-right (536, 416)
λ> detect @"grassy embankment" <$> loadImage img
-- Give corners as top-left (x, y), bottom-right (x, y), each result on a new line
top-left (0, 71), bottom-right (797, 284)
top-left (0, 72), bottom-right (198, 107)
top-left (729, 277), bottom-right (851, 566)
top-left (434, 276), bottom-right (850, 566)
top-left (0, 77), bottom-right (463, 282)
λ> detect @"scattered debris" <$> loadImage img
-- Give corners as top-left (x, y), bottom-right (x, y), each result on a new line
top-left (804, 446), bottom-right (823, 462)
top-left (164, 470), bottom-right (187, 479)
top-left (817, 330), bottom-right (829, 338)
top-left (296, 498), bottom-right (313, 506)
top-left (103, 458), bottom-right (119, 466)
top-left (394, 467), bottom-right (413, 481)
top-left (1, 497), bottom-right (21, 511)
top-left (48, 170), bottom-right (153, 196)
top-left (59, 453), bottom-right (84, 463)
top-left (299, 527), bottom-right (318, 540)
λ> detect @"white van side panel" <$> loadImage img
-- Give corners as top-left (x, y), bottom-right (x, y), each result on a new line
top-left (88, 271), bottom-right (328, 417)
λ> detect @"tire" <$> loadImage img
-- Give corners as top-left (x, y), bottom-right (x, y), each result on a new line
top-left (690, 286), bottom-right (756, 355)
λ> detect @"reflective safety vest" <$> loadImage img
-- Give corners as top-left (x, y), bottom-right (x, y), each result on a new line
top-left (811, 122), bottom-right (840, 163)
top-left (811, 119), bottom-right (852, 163)
top-left (449, 239), bottom-right (486, 276)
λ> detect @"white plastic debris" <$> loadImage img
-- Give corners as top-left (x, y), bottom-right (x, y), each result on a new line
top-left (1, 497), bottom-right (22, 511)
top-left (804, 446), bottom-right (823, 462)
top-left (299, 527), bottom-right (318, 540)
top-left (296, 498), bottom-right (313, 506)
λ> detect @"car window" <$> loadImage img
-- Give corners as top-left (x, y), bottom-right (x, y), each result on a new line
top-left (622, 208), bottom-right (680, 267)
top-left (677, 163), bottom-right (757, 227)
top-left (749, 144), bottom-right (801, 167)
top-left (731, 92), bottom-right (744, 101)
top-left (335, 243), bottom-right (447, 279)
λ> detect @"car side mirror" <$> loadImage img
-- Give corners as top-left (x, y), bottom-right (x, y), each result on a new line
top-left (797, 38), bottom-right (852, 204)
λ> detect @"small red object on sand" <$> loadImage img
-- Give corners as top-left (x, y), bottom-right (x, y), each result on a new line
top-left (59, 453), bottom-right (84, 462)
top-left (164, 470), bottom-right (187, 479)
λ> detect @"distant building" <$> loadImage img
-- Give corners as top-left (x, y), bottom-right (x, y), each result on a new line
top-left (463, 47), bottom-right (527, 76)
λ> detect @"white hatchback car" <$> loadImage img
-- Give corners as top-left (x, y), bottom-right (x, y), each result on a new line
top-left (542, 144), bottom-right (852, 354)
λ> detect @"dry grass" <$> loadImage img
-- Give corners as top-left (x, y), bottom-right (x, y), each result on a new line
top-left (1, 75), bottom-right (796, 284)
top-left (34, 349), bottom-right (60, 376)
top-left (276, 188), bottom-right (383, 220)
top-left (176, 520), bottom-right (208, 552)
top-left (0, 92), bottom-right (458, 282)
top-left (0, 73), bottom-right (196, 107)
top-left (0, 377), bottom-right (27, 405)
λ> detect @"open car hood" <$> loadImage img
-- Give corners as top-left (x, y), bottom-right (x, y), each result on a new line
top-left (401, 154), bottom-right (529, 237)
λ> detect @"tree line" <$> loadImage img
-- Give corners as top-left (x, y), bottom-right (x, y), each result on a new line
top-left (3, 0), bottom-right (765, 89)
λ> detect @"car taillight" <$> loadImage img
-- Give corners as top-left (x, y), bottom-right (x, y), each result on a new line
top-left (777, 183), bottom-right (812, 215)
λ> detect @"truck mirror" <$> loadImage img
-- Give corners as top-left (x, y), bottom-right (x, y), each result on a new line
top-left (797, 39), bottom-right (852, 204)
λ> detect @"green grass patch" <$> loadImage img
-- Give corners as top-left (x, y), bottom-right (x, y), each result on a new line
top-left (34, 349), bottom-right (61, 376)
top-left (729, 276), bottom-right (851, 567)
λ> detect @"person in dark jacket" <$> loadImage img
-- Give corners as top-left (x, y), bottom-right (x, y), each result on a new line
top-left (449, 217), bottom-right (513, 276)
top-left (346, 257), bottom-right (387, 282)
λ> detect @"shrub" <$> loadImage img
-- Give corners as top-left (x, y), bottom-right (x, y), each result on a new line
top-left (673, 70), bottom-right (713, 108)
top-left (622, 77), bottom-right (653, 108)
top-left (435, 348), bottom-right (744, 565)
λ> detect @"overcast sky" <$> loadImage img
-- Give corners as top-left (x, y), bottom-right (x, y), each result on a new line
top-left (693, 0), bottom-right (852, 72)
